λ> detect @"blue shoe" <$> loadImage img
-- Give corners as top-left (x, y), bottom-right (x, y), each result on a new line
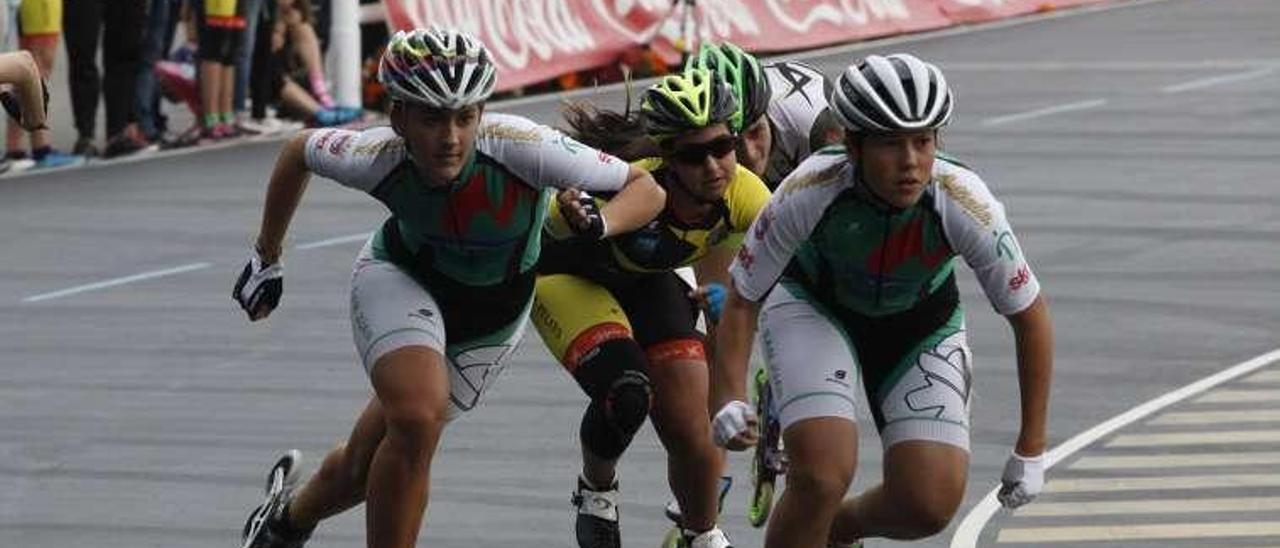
top-left (33, 150), bottom-right (86, 170)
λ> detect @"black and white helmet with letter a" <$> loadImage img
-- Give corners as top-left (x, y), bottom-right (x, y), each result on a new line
top-left (830, 53), bottom-right (953, 134)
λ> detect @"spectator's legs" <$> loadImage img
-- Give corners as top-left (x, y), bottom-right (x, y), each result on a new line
top-left (102, 0), bottom-right (145, 142)
top-left (288, 22), bottom-right (332, 108)
top-left (248, 3), bottom-right (275, 121)
top-left (136, 0), bottom-right (178, 141)
top-left (63, 0), bottom-right (104, 146)
top-left (233, 0), bottom-right (263, 117)
top-left (23, 36), bottom-right (57, 152)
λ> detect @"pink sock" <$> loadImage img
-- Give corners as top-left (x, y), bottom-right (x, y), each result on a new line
top-left (310, 72), bottom-right (334, 109)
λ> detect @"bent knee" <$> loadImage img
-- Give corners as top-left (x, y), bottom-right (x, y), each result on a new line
top-left (894, 496), bottom-right (961, 538)
top-left (785, 467), bottom-right (852, 507)
top-left (381, 403), bottom-right (448, 456)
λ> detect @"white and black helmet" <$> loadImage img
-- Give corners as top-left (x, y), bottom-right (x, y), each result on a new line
top-left (830, 53), bottom-right (953, 134)
top-left (378, 27), bottom-right (497, 109)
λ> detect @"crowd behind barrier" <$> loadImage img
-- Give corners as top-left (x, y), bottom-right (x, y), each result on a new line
top-left (0, 0), bottom-right (371, 174)
top-left (0, 0), bottom-right (1123, 175)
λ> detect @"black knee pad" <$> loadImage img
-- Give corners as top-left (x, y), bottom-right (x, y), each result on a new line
top-left (576, 340), bottom-right (652, 460)
top-left (605, 369), bottom-right (652, 434)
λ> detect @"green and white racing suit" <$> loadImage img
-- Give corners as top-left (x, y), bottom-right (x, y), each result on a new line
top-left (304, 113), bottom-right (630, 416)
top-left (730, 148), bottom-right (1041, 450)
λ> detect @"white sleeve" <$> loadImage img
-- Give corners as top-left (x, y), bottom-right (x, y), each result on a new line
top-left (304, 127), bottom-right (405, 193)
top-left (475, 113), bottom-right (630, 193)
top-left (935, 169), bottom-right (1041, 315)
top-left (730, 157), bottom-right (849, 302)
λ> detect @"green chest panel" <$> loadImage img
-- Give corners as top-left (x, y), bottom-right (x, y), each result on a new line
top-left (794, 192), bottom-right (956, 316)
top-left (371, 155), bottom-right (549, 285)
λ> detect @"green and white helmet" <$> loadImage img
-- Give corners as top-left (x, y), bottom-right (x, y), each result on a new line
top-left (378, 27), bottom-right (497, 109)
top-left (686, 42), bottom-right (771, 133)
top-left (640, 68), bottom-right (738, 143)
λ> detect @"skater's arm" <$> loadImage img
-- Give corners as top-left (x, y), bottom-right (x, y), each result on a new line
top-left (708, 284), bottom-right (761, 450)
top-left (254, 131), bottom-right (315, 263)
top-left (1006, 295), bottom-right (1053, 456)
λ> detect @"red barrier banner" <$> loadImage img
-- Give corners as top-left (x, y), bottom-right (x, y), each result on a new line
top-left (381, 0), bottom-right (1113, 91)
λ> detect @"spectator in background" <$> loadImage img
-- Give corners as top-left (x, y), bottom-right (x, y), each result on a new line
top-left (277, 0), bottom-right (332, 110)
top-left (5, 0), bottom-right (80, 169)
top-left (136, 0), bottom-right (183, 144)
top-left (65, 0), bottom-right (150, 159)
top-left (0, 49), bottom-right (49, 173)
top-left (196, 0), bottom-right (245, 140)
top-left (232, 0), bottom-right (268, 134)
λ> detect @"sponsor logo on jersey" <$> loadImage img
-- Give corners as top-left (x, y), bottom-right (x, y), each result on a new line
top-left (736, 245), bottom-right (756, 270)
top-left (408, 307), bottom-right (436, 324)
top-left (825, 368), bottom-right (851, 388)
top-left (329, 133), bottom-right (353, 156)
top-left (777, 163), bottom-right (843, 200)
top-left (937, 174), bottom-right (993, 227)
top-left (597, 150), bottom-right (614, 164)
top-left (313, 130), bottom-right (335, 152)
top-left (479, 123), bottom-right (542, 144)
top-left (903, 341), bottom-right (972, 419)
top-left (771, 62), bottom-right (819, 106)
top-left (1008, 265), bottom-right (1031, 291)
top-left (558, 133), bottom-right (584, 155)
top-left (994, 230), bottom-right (1019, 261)
top-left (753, 208), bottom-right (774, 239)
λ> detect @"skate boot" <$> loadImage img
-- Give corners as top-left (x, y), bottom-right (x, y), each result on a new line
top-left (240, 450), bottom-right (312, 548)
top-left (571, 476), bottom-right (621, 548)
top-left (681, 527), bottom-right (733, 548)
top-left (748, 366), bottom-right (786, 527)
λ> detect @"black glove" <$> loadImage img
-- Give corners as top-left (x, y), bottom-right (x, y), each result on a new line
top-left (233, 252), bottom-right (283, 321)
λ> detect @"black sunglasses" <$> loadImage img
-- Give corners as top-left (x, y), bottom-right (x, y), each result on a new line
top-left (667, 136), bottom-right (738, 166)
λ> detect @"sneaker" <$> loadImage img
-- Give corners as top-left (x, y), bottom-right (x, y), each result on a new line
top-left (32, 150), bottom-right (86, 170)
top-left (162, 125), bottom-right (203, 150)
top-left (104, 132), bottom-right (149, 159)
top-left (73, 137), bottom-right (99, 158)
top-left (571, 476), bottom-right (620, 548)
top-left (241, 450), bottom-right (311, 548)
top-left (682, 527), bottom-right (733, 548)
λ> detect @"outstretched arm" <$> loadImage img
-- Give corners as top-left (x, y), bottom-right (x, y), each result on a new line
top-left (1007, 295), bottom-right (1054, 456)
top-left (254, 130), bottom-right (316, 263)
top-left (709, 284), bottom-right (762, 450)
top-left (598, 164), bottom-right (665, 237)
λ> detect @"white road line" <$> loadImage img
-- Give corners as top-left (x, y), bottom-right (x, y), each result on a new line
top-left (998, 521), bottom-right (1280, 543)
top-left (294, 232), bottom-right (372, 250)
top-left (1016, 496), bottom-right (1280, 517)
top-left (22, 263), bottom-right (213, 303)
top-left (1194, 389), bottom-right (1280, 403)
top-left (1149, 409), bottom-right (1280, 425)
top-left (1107, 430), bottom-right (1280, 447)
top-left (1071, 451), bottom-right (1280, 469)
top-left (950, 348), bottom-right (1280, 548)
top-left (1244, 370), bottom-right (1280, 384)
top-left (1045, 474), bottom-right (1280, 493)
top-left (1162, 67), bottom-right (1277, 93)
top-left (19, 233), bottom-right (371, 304)
top-left (980, 99), bottom-right (1107, 127)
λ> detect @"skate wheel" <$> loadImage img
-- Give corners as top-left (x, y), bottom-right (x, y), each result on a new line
top-left (660, 525), bottom-right (684, 548)
top-left (747, 481), bottom-right (774, 528)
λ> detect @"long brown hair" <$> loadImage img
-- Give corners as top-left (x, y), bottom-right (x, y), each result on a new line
top-left (559, 78), bottom-right (660, 161)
